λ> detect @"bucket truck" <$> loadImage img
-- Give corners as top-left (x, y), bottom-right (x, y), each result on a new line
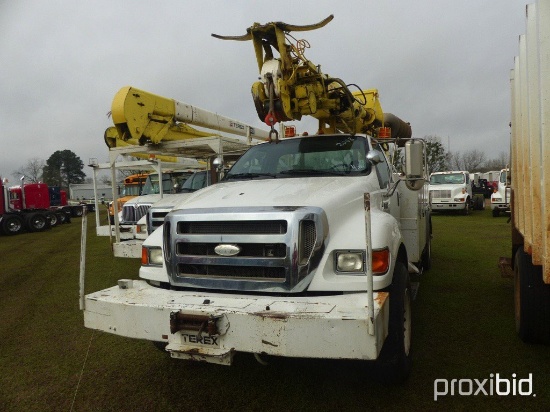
top-left (82, 15), bottom-right (430, 382)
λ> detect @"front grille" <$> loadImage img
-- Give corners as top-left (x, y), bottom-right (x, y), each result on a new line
top-left (121, 205), bottom-right (135, 223)
top-left (121, 203), bottom-right (152, 224)
top-left (299, 220), bottom-right (316, 264)
top-left (164, 207), bottom-right (327, 293)
top-left (430, 190), bottom-right (451, 199)
top-left (178, 242), bottom-right (286, 258)
top-left (178, 220), bottom-right (287, 235)
top-left (178, 264), bottom-right (286, 281)
top-left (136, 204), bottom-right (151, 222)
top-left (150, 210), bottom-right (169, 232)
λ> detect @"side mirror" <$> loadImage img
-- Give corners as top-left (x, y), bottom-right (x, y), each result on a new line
top-left (366, 151), bottom-right (383, 165)
top-left (404, 140), bottom-right (425, 191)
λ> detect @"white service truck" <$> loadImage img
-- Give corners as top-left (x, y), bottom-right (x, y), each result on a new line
top-left (428, 170), bottom-right (483, 214)
top-left (82, 16), bottom-right (431, 382)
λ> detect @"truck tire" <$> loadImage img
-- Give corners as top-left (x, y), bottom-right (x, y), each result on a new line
top-left (492, 208), bottom-right (500, 217)
top-left (46, 212), bottom-right (58, 227)
top-left (72, 206), bottom-right (84, 217)
top-left (376, 261), bottom-right (412, 383)
top-left (56, 212), bottom-right (66, 224)
top-left (25, 213), bottom-right (50, 232)
top-left (1, 215), bottom-right (24, 235)
top-left (421, 234), bottom-right (432, 272)
top-left (514, 248), bottom-right (550, 344)
top-left (474, 196), bottom-right (484, 210)
top-left (462, 199), bottom-right (470, 215)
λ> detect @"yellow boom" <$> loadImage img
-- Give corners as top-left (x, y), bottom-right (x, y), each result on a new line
top-left (212, 15), bottom-right (400, 137)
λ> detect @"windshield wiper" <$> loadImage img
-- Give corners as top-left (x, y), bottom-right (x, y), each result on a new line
top-left (225, 172), bottom-right (277, 180)
top-left (279, 168), bottom-right (349, 176)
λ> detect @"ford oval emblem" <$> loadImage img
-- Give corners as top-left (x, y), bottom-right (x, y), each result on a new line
top-left (214, 244), bottom-right (241, 257)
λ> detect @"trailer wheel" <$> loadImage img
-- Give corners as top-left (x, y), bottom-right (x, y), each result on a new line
top-left (1, 215), bottom-right (24, 235)
top-left (514, 248), bottom-right (550, 344)
top-left (376, 261), bottom-right (412, 383)
top-left (25, 213), bottom-right (49, 232)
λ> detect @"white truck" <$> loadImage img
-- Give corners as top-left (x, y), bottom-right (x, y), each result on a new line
top-left (507, 1), bottom-right (550, 344)
top-left (490, 168), bottom-right (510, 217)
top-left (82, 16), bottom-right (431, 382)
top-left (428, 170), bottom-right (483, 214)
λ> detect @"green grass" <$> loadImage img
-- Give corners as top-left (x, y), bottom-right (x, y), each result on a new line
top-left (0, 206), bottom-right (549, 411)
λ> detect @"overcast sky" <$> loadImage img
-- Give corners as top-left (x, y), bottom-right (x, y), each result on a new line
top-left (0, 0), bottom-right (527, 181)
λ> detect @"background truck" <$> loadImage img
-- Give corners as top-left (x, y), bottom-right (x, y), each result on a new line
top-left (490, 168), bottom-right (510, 217)
top-left (82, 16), bottom-right (430, 382)
top-left (428, 170), bottom-right (484, 214)
top-left (508, 1), bottom-right (550, 344)
top-left (108, 172), bottom-right (149, 224)
top-left (0, 177), bottom-right (74, 235)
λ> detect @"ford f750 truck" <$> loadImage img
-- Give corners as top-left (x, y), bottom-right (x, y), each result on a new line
top-left (82, 16), bottom-right (430, 382)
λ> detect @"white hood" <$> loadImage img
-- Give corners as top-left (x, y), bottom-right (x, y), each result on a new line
top-left (174, 176), bottom-right (375, 210)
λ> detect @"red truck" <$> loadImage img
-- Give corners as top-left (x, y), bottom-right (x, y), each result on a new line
top-left (0, 177), bottom-right (80, 235)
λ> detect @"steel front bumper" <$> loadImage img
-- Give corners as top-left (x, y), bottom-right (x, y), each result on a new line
top-left (431, 202), bottom-right (467, 210)
top-left (491, 202), bottom-right (510, 211)
top-left (84, 280), bottom-right (389, 364)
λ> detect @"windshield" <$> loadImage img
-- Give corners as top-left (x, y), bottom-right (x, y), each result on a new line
top-left (430, 173), bottom-right (465, 185)
top-left (141, 172), bottom-right (194, 195)
top-left (224, 135), bottom-right (370, 180)
top-left (122, 185), bottom-right (142, 196)
top-left (180, 171), bottom-right (210, 192)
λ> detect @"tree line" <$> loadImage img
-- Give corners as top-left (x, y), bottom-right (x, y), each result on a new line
top-left (393, 135), bottom-right (509, 174)
top-left (11, 150), bottom-right (87, 190)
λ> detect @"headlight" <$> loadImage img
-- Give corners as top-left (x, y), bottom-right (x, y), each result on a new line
top-left (492, 197), bottom-right (502, 202)
top-left (142, 247), bottom-right (163, 266)
top-left (336, 251), bottom-right (364, 273)
top-left (454, 197), bottom-right (465, 202)
top-left (335, 248), bottom-right (390, 275)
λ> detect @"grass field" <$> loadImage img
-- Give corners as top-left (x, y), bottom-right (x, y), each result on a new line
top-left (1, 206), bottom-right (549, 411)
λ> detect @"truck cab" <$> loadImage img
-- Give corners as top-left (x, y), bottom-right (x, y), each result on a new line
top-left (143, 170), bottom-right (212, 236)
top-left (120, 170), bottom-right (195, 225)
top-left (490, 168), bottom-right (510, 217)
top-left (86, 132), bottom-right (430, 381)
top-left (429, 171), bottom-right (474, 214)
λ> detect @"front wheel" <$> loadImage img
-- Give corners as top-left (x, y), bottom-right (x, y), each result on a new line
top-left (1, 215), bottom-right (24, 235)
top-left (376, 261), bottom-right (412, 383)
top-left (462, 199), bottom-right (470, 215)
